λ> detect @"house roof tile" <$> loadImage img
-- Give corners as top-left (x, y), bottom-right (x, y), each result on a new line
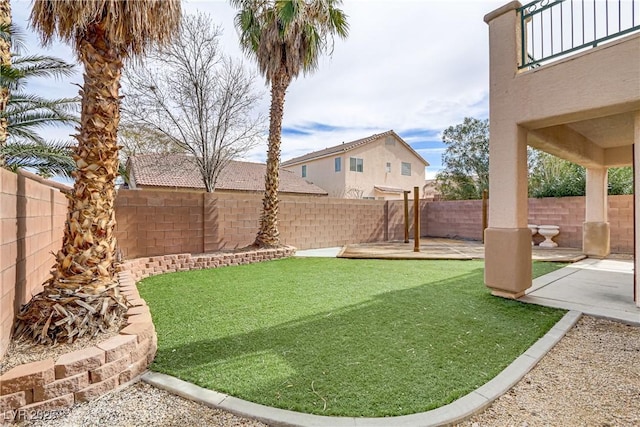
top-left (127, 153), bottom-right (328, 195)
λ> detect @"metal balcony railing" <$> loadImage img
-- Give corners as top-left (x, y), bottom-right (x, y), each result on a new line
top-left (519, 0), bottom-right (640, 69)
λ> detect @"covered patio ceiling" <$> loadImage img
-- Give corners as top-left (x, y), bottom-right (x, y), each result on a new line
top-left (526, 110), bottom-right (637, 169)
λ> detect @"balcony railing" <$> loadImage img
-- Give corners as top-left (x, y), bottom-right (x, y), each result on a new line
top-left (519, 0), bottom-right (640, 69)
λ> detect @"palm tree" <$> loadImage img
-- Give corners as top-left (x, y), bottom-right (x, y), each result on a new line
top-left (0, 0), bottom-right (12, 151)
top-left (231, 0), bottom-right (348, 247)
top-left (14, 0), bottom-right (181, 344)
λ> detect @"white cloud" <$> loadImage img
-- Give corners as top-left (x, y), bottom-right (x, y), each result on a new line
top-left (425, 168), bottom-right (441, 180)
top-left (10, 0), bottom-right (506, 171)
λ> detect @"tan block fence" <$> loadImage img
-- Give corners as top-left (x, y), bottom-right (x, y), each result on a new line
top-left (0, 169), bottom-right (635, 417)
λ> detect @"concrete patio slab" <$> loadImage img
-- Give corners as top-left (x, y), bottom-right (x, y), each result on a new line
top-left (294, 247), bottom-right (343, 257)
top-left (521, 258), bottom-right (640, 325)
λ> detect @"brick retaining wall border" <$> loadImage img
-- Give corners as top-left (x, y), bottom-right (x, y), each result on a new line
top-left (120, 246), bottom-right (296, 283)
top-left (0, 246), bottom-right (295, 422)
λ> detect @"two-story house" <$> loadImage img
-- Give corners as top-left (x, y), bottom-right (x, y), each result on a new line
top-left (281, 130), bottom-right (429, 200)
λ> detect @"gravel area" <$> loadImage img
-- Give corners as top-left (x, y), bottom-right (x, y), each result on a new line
top-left (460, 316), bottom-right (640, 426)
top-left (13, 382), bottom-right (266, 427)
top-left (0, 322), bottom-right (122, 376)
top-left (9, 315), bottom-right (640, 426)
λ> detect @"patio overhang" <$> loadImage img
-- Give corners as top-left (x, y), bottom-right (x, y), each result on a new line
top-left (484, 0), bottom-right (640, 306)
top-left (374, 185), bottom-right (405, 194)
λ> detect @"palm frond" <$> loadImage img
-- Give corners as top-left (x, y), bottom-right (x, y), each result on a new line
top-left (0, 63), bottom-right (22, 86)
top-left (6, 93), bottom-right (80, 115)
top-left (11, 54), bottom-right (76, 79)
top-left (0, 22), bottom-right (28, 53)
top-left (30, 0), bottom-right (182, 58)
top-left (232, 0), bottom-right (348, 82)
top-left (8, 110), bottom-right (78, 129)
top-left (5, 92), bottom-right (79, 142)
top-left (1, 140), bottom-right (76, 178)
top-left (6, 126), bottom-right (47, 145)
top-left (3, 90), bottom-right (79, 146)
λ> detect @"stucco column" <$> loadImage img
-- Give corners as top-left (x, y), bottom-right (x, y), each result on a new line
top-left (634, 113), bottom-right (640, 307)
top-left (583, 167), bottom-right (610, 257)
top-left (485, 123), bottom-right (531, 299)
top-left (484, 1), bottom-right (532, 299)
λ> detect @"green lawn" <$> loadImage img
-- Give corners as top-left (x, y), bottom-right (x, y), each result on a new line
top-left (138, 258), bottom-right (565, 417)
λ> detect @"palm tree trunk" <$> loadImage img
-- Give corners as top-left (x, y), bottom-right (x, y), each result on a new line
top-left (0, 0), bottom-right (11, 155)
top-left (254, 69), bottom-right (290, 248)
top-left (14, 22), bottom-right (127, 344)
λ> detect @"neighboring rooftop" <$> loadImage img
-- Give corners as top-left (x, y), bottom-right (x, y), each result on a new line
top-left (281, 130), bottom-right (429, 167)
top-left (127, 154), bottom-right (328, 195)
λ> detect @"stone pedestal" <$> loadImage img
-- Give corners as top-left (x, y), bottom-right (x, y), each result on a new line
top-left (538, 225), bottom-right (559, 248)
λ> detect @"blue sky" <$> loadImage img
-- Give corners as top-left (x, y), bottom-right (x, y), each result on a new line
top-left (10, 0), bottom-right (507, 179)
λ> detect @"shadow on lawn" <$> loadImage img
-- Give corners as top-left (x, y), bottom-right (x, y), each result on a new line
top-left (148, 266), bottom-right (564, 417)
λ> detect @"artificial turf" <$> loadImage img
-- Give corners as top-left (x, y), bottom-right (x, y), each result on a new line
top-left (138, 258), bottom-right (565, 417)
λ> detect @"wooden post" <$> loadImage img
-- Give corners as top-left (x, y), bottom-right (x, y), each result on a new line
top-left (413, 186), bottom-right (420, 252)
top-left (403, 191), bottom-right (410, 243)
top-left (482, 189), bottom-right (488, 243)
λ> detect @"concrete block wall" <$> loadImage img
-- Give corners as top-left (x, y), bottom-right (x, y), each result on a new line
top-left (422, 195), bottom-right (633, 252)
top-left (528, 196), bottom-right (586, 248)
top-left (115, 189), bottom-right (634, 259)
top-left (608, 195), bottom-right (634, 253)
top-left (424, 199), bottom-right (484, 241)
top-left (386, 199), bottom-right (429, 242)
top-left (278, 197), bottom-right (388, 249)
top-left (115, 190), bottom-right (394, 257)
top-left (0, 169), bottom-right (68, 360)
top-left (529, 195), bottom-right (632, 251)
top-left (0, 271), bottom-right (156, 422)
top-left (114, 190), bottom-right (205, 259)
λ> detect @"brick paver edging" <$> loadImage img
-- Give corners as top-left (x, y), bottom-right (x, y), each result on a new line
top-left (0, 246), bottom-right (295, 422)
top-left (0, 271), bottom-right (155, 422)
top-left (119, 246), bottom-right (297, 283)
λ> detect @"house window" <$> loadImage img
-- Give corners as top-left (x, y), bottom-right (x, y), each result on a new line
top-left (350, 157), bottom-right (363, 172)
top-left (302, 165), bottom-right (307, 178)
top-left (335, 157), bottom-right (341, 172)
top-left (385, 162), bottom-right (391, 173)
top-left (401, 162), bottom-right (411, 176)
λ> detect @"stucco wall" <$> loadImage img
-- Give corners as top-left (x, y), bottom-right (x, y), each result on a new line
top-left (487, 4), bottom-right (640, 169)
top-left (285, 155), bottom-right (346, 198)
top-left (0, 169), bottom-right (68, 359)
top-left (283, 134), bottom-right (427, 200)
top-left (345, 136), bottom-right (427, 199)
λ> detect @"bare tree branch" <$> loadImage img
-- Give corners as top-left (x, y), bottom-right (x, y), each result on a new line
top-left (120, 12), bottom-right (265, 192)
